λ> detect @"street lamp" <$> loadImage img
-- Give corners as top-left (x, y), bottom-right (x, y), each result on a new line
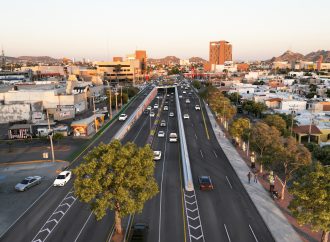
top-left (46, 110), bottom-right (55, 162)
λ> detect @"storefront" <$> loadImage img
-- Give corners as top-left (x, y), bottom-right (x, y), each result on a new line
top-left (8, 124), bottom-right (33, 139)
top-left (71, 114), bottom-right (105, 137)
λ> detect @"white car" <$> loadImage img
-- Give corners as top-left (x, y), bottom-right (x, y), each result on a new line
top-left (53, 171), bottom-right (72, 186)
top-left (153, 151), bottom-right (162, 161)
top-left (154, 104), bottom-right (159, 109)
top-left (147, 106), bottom-right (152, 110)
top-left (169, 133), bottom-right (178, 142)
top-left (183, 91), bottom-right (186, 94)
top-left (185, 99), bottom-right (190, 104)
top-left (183, 114), bottom-right (190, 119)
top-left (150, 112), bottom-right (155, 117)
top-left (163, 106), bottom-right (168, 111)
top-left (169, 112), bottom-right (174, 117)
top-left (195, 105), bottom-right (201, 110)
top-left (160, 120), bottom-right (166, 127)
top-left (179, 95), bottom-right (183, 99)
top-left (158, 131), bottom-right (165, 137)
top-left (119, 114), bottom-right (128, 121)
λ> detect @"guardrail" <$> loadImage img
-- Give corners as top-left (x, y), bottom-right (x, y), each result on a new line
top-left (175, 86), bottom-right (194, 191)
top-left (114, 87), bottom-right (158, 140)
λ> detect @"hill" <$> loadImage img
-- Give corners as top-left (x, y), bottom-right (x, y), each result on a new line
top-left (269, 50), bottom-right (330, 63)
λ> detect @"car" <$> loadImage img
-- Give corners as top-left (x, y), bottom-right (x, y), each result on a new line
top-left (167, 94), bottom-right (170, 97)
top-left (153, 151), bottom-right (162, 161)
top-left (169, 112), bottom-right (174, 117)
top-left (179, 95), bottom-right (183, 99)
top-left (15, 176), bottom-right (42, 191)
top-left (119, 114), bottom-right (128, 121)
top-left (163, 106), bottom-right (168, 111)
top-left (53, 171), bottom-right (72, 186)
top-left (198, 176), bottom-right (214, 190)
top-left (150, 112), bottom-right (155, 117)
top-left (185, 99), bottom-right (190, 104)
top-left (158, 131), bottom-right (165, 137)
top-left (154, 104), bottom-right (159, 109)
top-left (143, 93), bottom-right (148, 96)
top-left (160, 120), bottom-right (166, 127)
top-left (147, 106), bottom-right (152, 110)
top-left (183, 91), bottom-right (186, 94)
top-left (129, 223), bottom-right (149, 242)
top-left (195, 105), bottom-right (201, 110)
top-left (169, 133), bottom-right (178, 142)
top-left (183, 114), bottom-right (189, 119)
top-left (143, 109), bottom-right (149, 115)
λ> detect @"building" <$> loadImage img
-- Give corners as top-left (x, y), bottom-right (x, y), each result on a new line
top-left (208, 40), bottom-right (232, 72)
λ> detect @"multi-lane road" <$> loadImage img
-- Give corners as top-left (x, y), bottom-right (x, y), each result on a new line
top-left (1, 82), bottom-right (274, 242)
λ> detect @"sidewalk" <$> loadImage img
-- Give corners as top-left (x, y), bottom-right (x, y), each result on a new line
top-left (204, 102), bottom-right (302, 242)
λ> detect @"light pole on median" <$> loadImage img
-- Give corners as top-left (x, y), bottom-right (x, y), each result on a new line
top-left (46, 110), bottom-right (55, 162)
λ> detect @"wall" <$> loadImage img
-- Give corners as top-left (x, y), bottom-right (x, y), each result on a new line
top-left (0, 104), bottom-right (31, 123)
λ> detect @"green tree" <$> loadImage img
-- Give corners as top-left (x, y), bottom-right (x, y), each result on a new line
top-left (229, 118), bottom-right (250, 145)
top-left (289, 163), bottom-right (330, 242)
top-left (242, 100), bottom-right (255, 115)
top-left (227, 92), bottom-right (242, 105)
top-left (192, 80), bottom-right (201, 89)
top-left (53, 133), bottom-right (64, 145)
top-left (250, 122), bottom-right (282, 172)
top-left (252, 102), bottom-right (267, 118)
top-left (73, 140), bottom-right (159, 235)
top-left (273, 137), bottom-right (312, 199)
top-left (306, 144), bottom-right (330, 166)
top-left (263, 114), bottom-right (288, 136)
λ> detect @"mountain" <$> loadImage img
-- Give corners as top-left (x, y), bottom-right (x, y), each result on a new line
top-left (270, 50), bottom-right (304, 62)
top-left (3, 55), bottom-right (60, 64)
top-left (148, 56), bottom-right (180, 65)
top-left (304, 50), bottom-right (330, 63)
top-left (269, 50), bottom-right (330, 63)
top-left (189, 57), bottom-right (207, 64)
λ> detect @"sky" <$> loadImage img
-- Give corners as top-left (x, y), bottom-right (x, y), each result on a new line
top-left (1, 0), bottom-right (330, 61)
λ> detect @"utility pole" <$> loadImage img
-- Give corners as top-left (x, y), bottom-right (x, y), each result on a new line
top-left (308, 115), bottom-right (313, 143)
top-left (289, 104), bottom-right (298, 136)
top-left (92, 96), bottom-right (98, 133)
top-left (120, 86), bottom-right (123, 107)
top-left (109, 89), bottom-right (112, 119)
top-left (115, 92), bottom-right (118, 113)
top-left (46, 110), bottom-right (55, 162)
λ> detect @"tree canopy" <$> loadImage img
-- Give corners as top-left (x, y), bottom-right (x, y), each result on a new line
top-left (263, 114), bottom-right (288, 136)
top-left (73, 140), bottom-right (159, 234)
top-left (289, 163), bottom-right (330, 242)
top-left (229, 118), bottom-right (250, 143)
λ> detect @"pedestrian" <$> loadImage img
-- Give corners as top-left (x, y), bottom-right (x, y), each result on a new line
top-left (247, 171), bottom-right (252, 184)
top-left (254, 172), bottom-right (258, 183)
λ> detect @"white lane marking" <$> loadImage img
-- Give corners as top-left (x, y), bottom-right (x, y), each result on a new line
top-left (123, 215), bottom-right (132, 241)
top-left (224, 224), bottom-right (231, 242)
top-left (73, 212), bottom-right (92, 242)
top-left (157, 103), bottom-right (170, 242)
top-left (31, 190), bottom-right (77, 242)
top-left (195, 133), bottom-right (197, 140)
top-left (213, 150), bottom-right (218, 158)
top-left (200, 149), bottom-right (204, 158)
top-left (226, 176), bottom-right (233, 189)
top-left (249, 224), bottom-right (259, 242)
top-left (133, 110), bottom-right (150, 142)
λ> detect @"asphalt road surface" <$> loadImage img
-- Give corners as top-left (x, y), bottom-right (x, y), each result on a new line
top-left (0, 86), bottom-right (155, 242)
top-left (178, 85), bottom-right (274, 242)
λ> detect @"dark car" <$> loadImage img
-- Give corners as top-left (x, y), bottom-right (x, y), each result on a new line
top-left (143, 110), bottom-right (149, 115)
top-left (129, 223), bottom-right (149, 242)
top-left (198, 176), bottom-right (214, 190)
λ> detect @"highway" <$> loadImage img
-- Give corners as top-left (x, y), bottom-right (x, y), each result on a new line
top-left (178, 85), bottom-right (274, 242)
top-left (0, 86), bottom-right (155, 242)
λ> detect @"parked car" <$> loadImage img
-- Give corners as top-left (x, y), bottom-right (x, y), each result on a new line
top-left (119, 114), bottom-right (128, 121)
top-left (169, 133), bottom-right (178, 142)
top-left (129, 223), bottom-right (149, 242)
top-left (53, 171), bottom-right (72, 187)
top-left (158, 131), bottom-right (165, 137)
top-left (15, 176), bottom-right (42, 191)
top-left (160, 120), bottom-right (166, 127)
top-left (183, 114), bottom-right (189, 119)
top-left (153, 151), bottom-right (162, 161)
top-left (195, 105), bottom-right (201, 110)
top-left (198, 176), bottom-right (214, 190)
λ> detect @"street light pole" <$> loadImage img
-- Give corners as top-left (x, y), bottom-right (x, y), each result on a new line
top-left (120, 86), bottom-right (123, 107)
top-left (308, 115), bottom-right (313, 143)
top-left (46, 110), bottom-right (55, 162)
top-left (92, 96), bottom-right (98, 133)
top-left (115, 92), bottom-right (118, 113)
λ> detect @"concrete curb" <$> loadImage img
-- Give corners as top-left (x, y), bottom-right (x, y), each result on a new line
top-left (0, 160), bottom-right (66, 166)
top-left (203, 101), bottom-right (302, 242)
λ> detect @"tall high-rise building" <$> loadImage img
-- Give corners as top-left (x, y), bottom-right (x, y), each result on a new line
top-left (209, 40), bottom-right (232, 66)
top-left (135, 50), bottom-right (147, 74)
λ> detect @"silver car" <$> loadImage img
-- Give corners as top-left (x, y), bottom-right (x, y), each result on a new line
top-left (15, 176), bottom-right (42, 191)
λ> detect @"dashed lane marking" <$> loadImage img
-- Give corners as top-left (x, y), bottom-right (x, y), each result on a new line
top-left (224, 224), bottom-right (231, 242)
top-left (226, 176), bottom-right (233, 189)
top-left (249, 224), bottom-right (259, 242)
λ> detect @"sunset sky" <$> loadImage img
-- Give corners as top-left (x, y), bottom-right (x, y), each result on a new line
top-left (1, 0), bottom-right (329, 61)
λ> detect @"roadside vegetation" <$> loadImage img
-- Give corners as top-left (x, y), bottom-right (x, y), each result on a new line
top-left (73, 140), bottom-right (158, 235)
top-left (194, 79), bottom-right (329, 241)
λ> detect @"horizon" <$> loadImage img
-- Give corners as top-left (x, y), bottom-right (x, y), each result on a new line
top-left (1, 0), bottom-right (330, 61)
